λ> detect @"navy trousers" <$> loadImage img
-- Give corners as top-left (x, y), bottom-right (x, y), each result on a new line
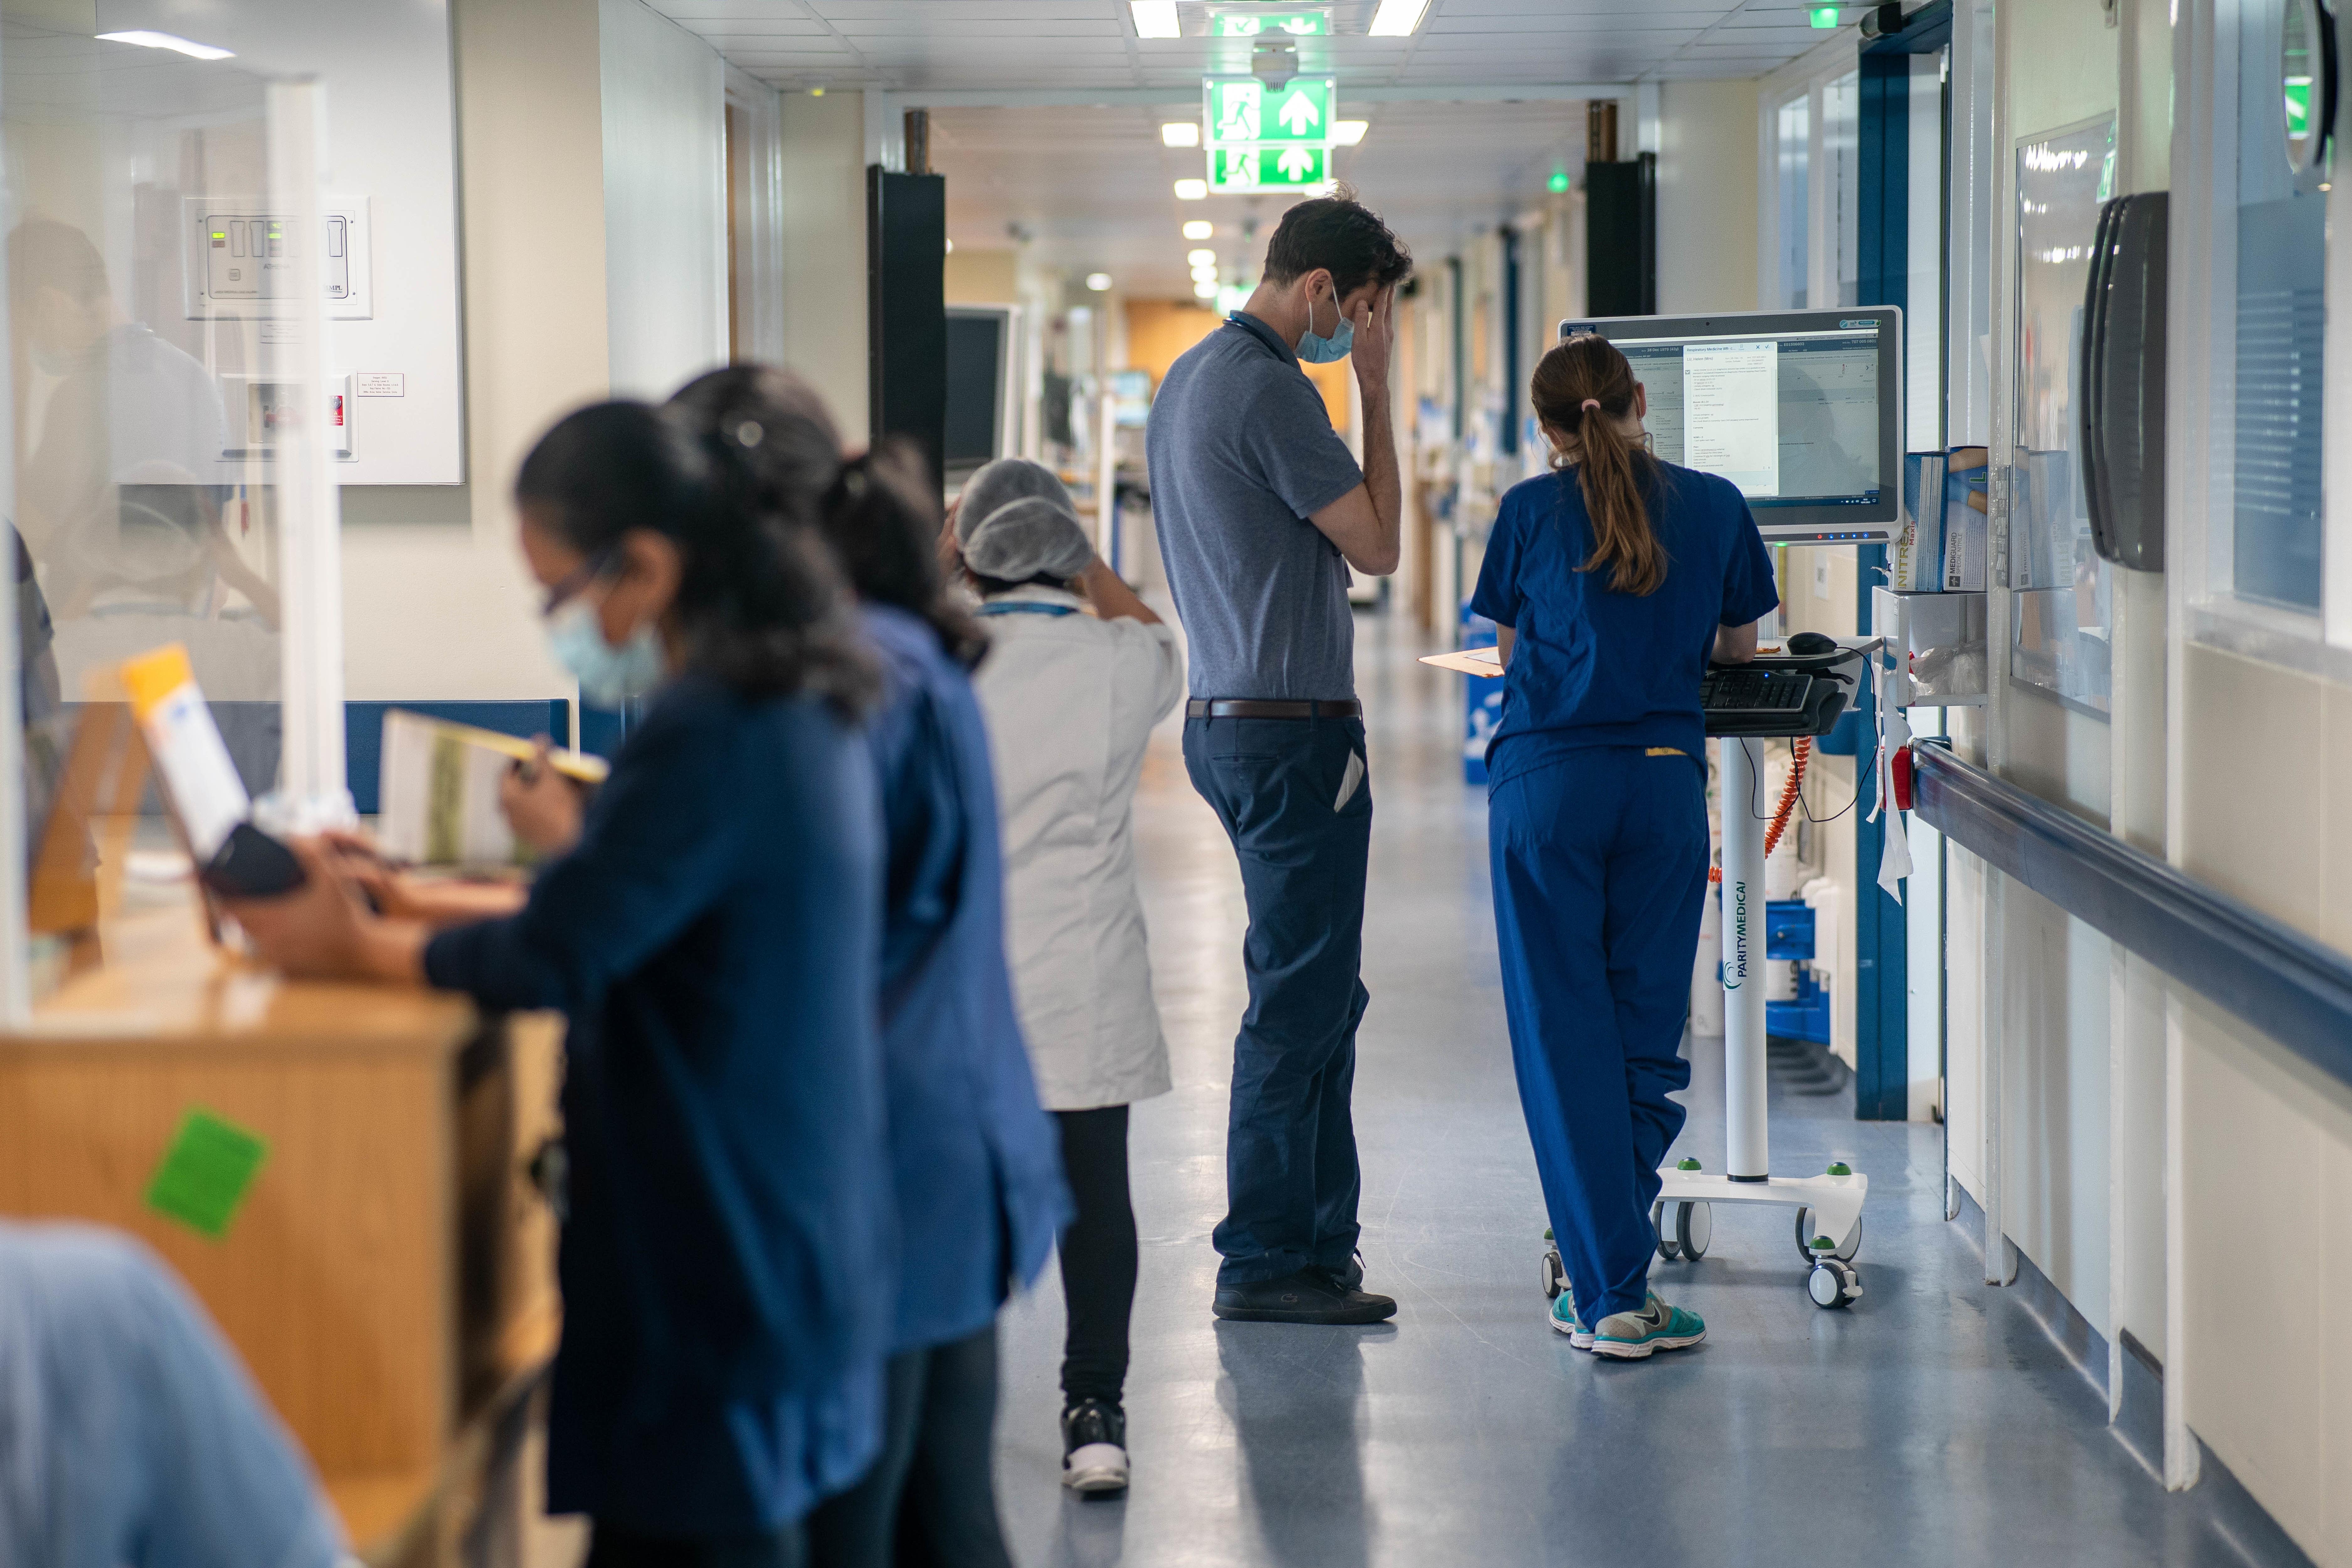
top-left (1183, 714), bottom-right (1372, 1287)
top-left (1488, 749), bottom-right (1707, 1323)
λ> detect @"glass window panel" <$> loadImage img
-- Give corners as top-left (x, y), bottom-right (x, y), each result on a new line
top-left (1776, 94), bottom-right (1810, 310)
top-left (2010, 118), bottom-right (2116, 715)
top-left (1826, 71), bottom-right (1861, 310)
top-left (2231, 0), bottom-right (2327, 612)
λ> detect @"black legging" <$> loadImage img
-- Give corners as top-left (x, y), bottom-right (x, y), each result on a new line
top-left (588, 1522), bottom-right (807, 1567)
top-left (805, 1324), bottom-right (1011, 1568)
top-left (1055, 1105), bottom-right (1136, 1408)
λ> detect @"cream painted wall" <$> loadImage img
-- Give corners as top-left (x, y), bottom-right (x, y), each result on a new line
top-left (779, 91), bottom-right (870, 445)
top-left (339, 0), bottom-right (607, 702)
top-left (945, 248), bottom-right (1019, 304)
top-left (1657, 79), bottom-right (1761, 316)
top-left (600, 0), bottom-right (728, 400)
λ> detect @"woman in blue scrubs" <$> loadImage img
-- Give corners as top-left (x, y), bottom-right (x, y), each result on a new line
top-left (228, 401), bottom-right (893, 1565)
top-left (1473, 333), bottom-right (1779, 1362)
top-left (671, 368), bottom-right (1069, 1568)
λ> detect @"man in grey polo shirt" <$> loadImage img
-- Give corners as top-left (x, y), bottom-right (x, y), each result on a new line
top-left (1147, 191), bottom-right (1409, 1326)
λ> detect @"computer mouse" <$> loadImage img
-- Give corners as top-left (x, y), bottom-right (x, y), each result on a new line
top-left (1787, 631), bottom-right (1839, 655)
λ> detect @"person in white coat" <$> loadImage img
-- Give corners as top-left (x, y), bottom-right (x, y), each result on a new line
top-left (953, 458), bottom-right (1183, 1497)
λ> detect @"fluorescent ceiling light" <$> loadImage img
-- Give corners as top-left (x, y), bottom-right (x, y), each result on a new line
top-left (95, 29), bottom-right (234, 60)
top-left (1174, 178), bottom-right (1209, 200)
top-left (1187, 247), bottom-right (1217, 265)
top-left (1086, 272), bottom-right (1114, 291)
top-left (1162, 121), bottom-right (1201, 148)
top-left (1332, 120), bottom-right (1369, 147)
top-left (1192, 264), bottom-right (1219, 282)
top-left (1183, 219), bottom-right (1215, 240)
top-left (1131, 0), bottom-right (1181, 39)
top-left (1194, 280), bottom-right (1220, 299)
top-left (1367, 0), bottom-right (1430, 37)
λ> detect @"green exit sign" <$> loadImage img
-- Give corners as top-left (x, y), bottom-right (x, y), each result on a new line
top-left (1215, 10), bottom-right (1328, 35)
top-left (1204, 77), bottom-right (1335, 147)
top-left (1809, 5), bottom-right (1840, 25)
top-left (1208, 145), bottom-right (1329, 193)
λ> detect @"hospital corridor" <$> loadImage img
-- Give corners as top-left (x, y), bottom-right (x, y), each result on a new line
top-left (0, 2), bottom-right (2347, 1567)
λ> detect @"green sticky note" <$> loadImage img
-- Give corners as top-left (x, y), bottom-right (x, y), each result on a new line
top-left (146, 1109), bottom-right (268, 1238)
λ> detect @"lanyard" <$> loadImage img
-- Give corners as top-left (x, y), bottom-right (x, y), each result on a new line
top-left (977, 602), bottom-right (1078, 617)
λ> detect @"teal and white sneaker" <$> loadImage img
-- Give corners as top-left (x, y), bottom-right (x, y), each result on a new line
top-left (1548, 1288), bottom-right (1595, 1350)
top-left (1590, 1292), bottom-right (1707, 1360)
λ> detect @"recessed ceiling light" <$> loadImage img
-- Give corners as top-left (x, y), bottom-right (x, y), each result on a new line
top-left (95, 29), bottom-right (234, 59)
top-left (1367, 0), bottom-right (1430, 36)
top-left (1194, 280), bottom-right (1220, 299)
top-left (1131, 0), bottom-right (1181, 39)
top-left (1183, 220), bottom-right (1215, 240)
top-left (1174, 178), bottom-right (1209, 200)
top-left (1192, 264), bottom-right (1219, 282)
top-left (1332, 120), bottom-right (1369, 147)
top-left (1187, 248), bottom-right (1217, 266)
top-left (1087, 272), bottom-right (1114, 291)
top-left (1162, 121), bottom-right (1201, 148)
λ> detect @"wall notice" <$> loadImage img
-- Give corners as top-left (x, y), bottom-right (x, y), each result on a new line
top-left (356, 373), bottom-right (405, 397)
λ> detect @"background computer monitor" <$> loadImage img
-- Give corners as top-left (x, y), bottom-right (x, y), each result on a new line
top-left (1555, 308), bottom-right (1902, 543)
top-left (945, 304), bottom-right (1022, 482)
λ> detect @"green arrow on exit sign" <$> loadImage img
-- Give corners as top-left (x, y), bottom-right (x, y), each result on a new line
top-left (1215, 11), bottom-right (1328, 35)
top-left (1203, 77), bottom-right (1335, 148)
top-left (1207, 145), bottom-right (1329, 192)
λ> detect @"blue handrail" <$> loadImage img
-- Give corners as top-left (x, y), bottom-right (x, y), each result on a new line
top-left (1909, 740), bottom-right (2352, 1089)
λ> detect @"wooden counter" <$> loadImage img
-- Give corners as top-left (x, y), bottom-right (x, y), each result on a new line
top-left (0, 889), bottom-right (563, 1565)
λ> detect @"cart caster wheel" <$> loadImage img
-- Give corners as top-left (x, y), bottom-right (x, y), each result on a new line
top-left (1651, 1201), bottom-right (1682, 1261)
top-left (1808, 1258), bottom-right (1862, 1309)
top-left (1541, 1243), bottom-right (1566, 1301)
top-left (1676, 1200), bottom-right (1712, 1261)
top-left (1794, 1207), bottom-right (1862, 1263)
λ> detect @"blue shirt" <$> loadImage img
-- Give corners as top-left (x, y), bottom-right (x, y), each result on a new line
top-left (1470, 461), bottom-right (1780, 784)
top-left (859, 607), bottom-right (1071, 1354)
top-left (424, 675), bottom-right (892, 1534)
top-left (1147, 310), bottom-right (1365, 700)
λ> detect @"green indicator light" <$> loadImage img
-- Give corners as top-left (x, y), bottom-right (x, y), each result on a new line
top-left (1809, 5), bottom-right (1840, 25)
top-left (210, 230), bottom-right (226, 239)
top-left (1548, 170), bottom-right (1570, 193)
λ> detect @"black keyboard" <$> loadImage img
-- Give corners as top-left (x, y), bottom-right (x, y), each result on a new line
top-left (1702, 667), bottom-right (1813, 714)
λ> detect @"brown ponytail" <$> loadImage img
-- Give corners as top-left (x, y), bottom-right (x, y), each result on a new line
top-left (1530, 333), bottom-right (1666, 596)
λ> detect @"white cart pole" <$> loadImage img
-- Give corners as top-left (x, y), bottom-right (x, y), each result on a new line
top-left (1719, 734), bottom-right (1770, 1180)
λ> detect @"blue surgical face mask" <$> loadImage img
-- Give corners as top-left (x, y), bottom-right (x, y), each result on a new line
top-left (546, 594), bottom-right (665, 708)
top-left (1297, 288), bottom-right (1353, 364)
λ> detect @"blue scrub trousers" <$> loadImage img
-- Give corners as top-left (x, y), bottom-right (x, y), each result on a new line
top-left (1184, 714), bottom-right (1372, 1287)
top-left (1488, 748), bottom-right (1708, 1323)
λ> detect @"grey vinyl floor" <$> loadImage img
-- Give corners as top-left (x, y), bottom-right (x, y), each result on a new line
top-left (988, 606), bottom-right (2282, 1568)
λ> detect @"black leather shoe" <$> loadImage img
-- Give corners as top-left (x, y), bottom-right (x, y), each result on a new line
top-left (1213, 1266), bottom-right (1397, 1325)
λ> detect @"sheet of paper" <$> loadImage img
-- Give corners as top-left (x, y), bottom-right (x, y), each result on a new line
top-left (119, 644), bottom-right (249, 860)
top-left (1418, 648), bottom-right (1504, 677)
top-left (146, 1107), bottom-right (269, 1238)
top-left (1682, 339), bottom-right (1781, 497)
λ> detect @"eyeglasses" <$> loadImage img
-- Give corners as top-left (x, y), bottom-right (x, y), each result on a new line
top-left (541, 549), bottom-right (616, 618)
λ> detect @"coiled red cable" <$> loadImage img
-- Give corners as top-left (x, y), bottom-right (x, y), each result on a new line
top-left (1708, 737), bottom-right (1809, 886)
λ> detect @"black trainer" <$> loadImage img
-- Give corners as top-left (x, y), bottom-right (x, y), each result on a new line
top-left (1061, 1399), bottom-right (1129, 1494)
top-left (1212, 1265), bottom-right (1397, 1325)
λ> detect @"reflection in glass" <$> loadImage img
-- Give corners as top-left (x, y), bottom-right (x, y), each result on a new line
top-left (5, 17), bottom-right (284, 978)
top-left (1826, 72), bottom-right (1860, 310)
top-left (2011, 118), bottom-right (2116, 714)
top-left (1776, 95), bottom-right (1810, 309)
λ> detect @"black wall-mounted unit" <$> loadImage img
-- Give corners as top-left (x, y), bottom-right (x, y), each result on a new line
top-left (2079, 192), bottom-right (2168, 572)
top-left (1584, 153), bottom-right (1656, 317)
top-left (866, 166), bottom-right (948, 497)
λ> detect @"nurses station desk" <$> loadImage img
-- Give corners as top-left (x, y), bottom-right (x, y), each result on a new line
top-left (0, 884), bottom-right (563, 1567)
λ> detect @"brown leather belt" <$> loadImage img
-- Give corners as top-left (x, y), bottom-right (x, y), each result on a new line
top-left (1185, 698), bottom-right (1362, 720)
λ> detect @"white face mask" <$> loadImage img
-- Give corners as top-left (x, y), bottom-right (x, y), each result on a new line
top-left (545, 594), bottom-right (665, 708)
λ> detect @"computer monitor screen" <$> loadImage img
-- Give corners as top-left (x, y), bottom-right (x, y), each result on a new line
top-left (1556, 308), bottom-right (1902, 542)
top-left (944, 307), bottom-right (1011, 474)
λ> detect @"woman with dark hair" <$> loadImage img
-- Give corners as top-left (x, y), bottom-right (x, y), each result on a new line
top-left (1474, 333), bottom-right (1779, 1363)
top-left (672, 367), bottom-right (1066, 1568)
top-left (226, 399), bottom-right (893, 1567)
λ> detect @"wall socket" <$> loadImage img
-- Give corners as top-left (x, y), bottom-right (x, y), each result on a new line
top-left (1812, 558), bottom-right (1832, 599)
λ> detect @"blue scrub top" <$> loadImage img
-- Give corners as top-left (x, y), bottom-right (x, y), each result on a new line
top-left (860, 605), bottom-right (1071, 1354)
top-left (1470, 461), bottom-right (1780, 785)
top-left (424, 674), bottom-right (892, 1534)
